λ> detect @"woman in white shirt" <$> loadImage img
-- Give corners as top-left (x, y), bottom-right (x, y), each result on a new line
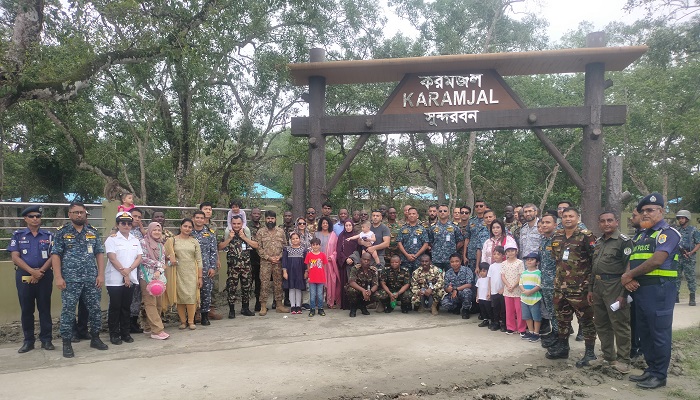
top-left (105, 212), bottom-right (142, 345)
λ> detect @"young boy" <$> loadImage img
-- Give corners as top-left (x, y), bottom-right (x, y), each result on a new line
top-left (304, 238), bottom-right (328, 317)
top-left (476, 262), bottom-right (492, 327)
top-left (487, 246), bottom-right (506, 332)
top-left (519, 252), bottom-right (543, 342)
top-left (345, 220), bottom-right (380, 265)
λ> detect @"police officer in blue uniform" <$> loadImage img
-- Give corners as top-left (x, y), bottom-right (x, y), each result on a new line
top-left (51, 201), bottom-right (109, 358)
top-left (622, 193), bottom-right (680, 389)
top-left (8, 205), bottom-right (54, 353)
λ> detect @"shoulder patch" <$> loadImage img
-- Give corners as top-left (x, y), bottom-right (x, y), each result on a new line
top-left (624, 247), bottom-right (632, 255)
top-left (658, 234), bottom-right (667, 244)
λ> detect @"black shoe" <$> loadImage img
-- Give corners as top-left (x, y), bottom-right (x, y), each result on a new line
top-left (384, 306), bottom-right (394, 313)
top-left (254, 301), bottom-right (261, 312)
top-left (545, 337), bottom-right (570, 360)
top-left (401, 307), bottom-right (409, 313)
top-left (318, 309), bottom-right (326, 316)
top-left (71, 336), bottom-right (81, 343)
top-left (41, 341), bottom-right (55, 350)
top-left (500, 326), bottom-right (508, 332)
top-left (309, 309), bottom-right (315, 317)
top-left (228, 305), bottom-right (236, 319)
top-left (121, 335), bottom-right (134, 343)
top-left (575, 343), bottom-right (597, 368)
top-left (629, 372), bottom-right (652, 382)
top-left (478, 320), bottom-right (489, 327)
top-left (349, 309), bottom-right (357, 317)
top-left (690, 293), bottom-right (696, 306)
top-left (130, 316), bottom-right (143, 333)
top-left (489, 323), bottom-right (499, 331)
top-left (636, 376), bottom-right (666, 389)
top-left (62, 339), bottom-right (74, 358)
top-left (461, 308), bottom-right (470, 319)
top-left (90, 335), bottom-right (109, 350)
top-left (240, 304), bottom-right (255, 317)
top-left (271, 300), bottom-right (277, 309)
top-left (18, 341), bottom-right (34, 353)
top-left (301, 303), bottom-right (311, 310)
top-left (110, 335), bottom-right (122, 345)
top-left (360, 307), bottom-right (370, 315)
top-left (413, 304), bottom-right (419, 311)
top-left (478, 314), bottom-right (484, 320)
top-left (201, 312), bottom-right (211, 326)
top-left (284, 299), bottom-right (291, 307)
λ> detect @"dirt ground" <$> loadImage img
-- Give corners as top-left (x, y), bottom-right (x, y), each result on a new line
top-left (1, 294), bottom-right (698, 400)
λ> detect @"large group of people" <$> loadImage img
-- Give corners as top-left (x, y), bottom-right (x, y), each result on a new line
top-left (9, 193), bottom-right (693, 390)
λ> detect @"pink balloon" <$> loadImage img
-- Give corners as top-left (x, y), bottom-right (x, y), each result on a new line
top-left (147, 280), bottom-right (165, 296)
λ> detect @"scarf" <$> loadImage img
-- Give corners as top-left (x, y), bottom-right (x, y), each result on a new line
top-left (143, 222), bottom-right (164, 262)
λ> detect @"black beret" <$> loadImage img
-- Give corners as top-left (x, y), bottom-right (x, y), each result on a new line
top-left (21, 205), bottom-right (42, 217)
top-left (636, 192), bottom-right (664, 213)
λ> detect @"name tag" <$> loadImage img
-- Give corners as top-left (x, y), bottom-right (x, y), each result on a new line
top-left (88, 245), bottom-right (94, 254)
top-left (242, 243), bottom-right (247, 251)
top-left (413, 238), bottom-right (417, 245)
top-left (562, 249), bottom-right (569, 261)
top-left (41, 250), bottom-right (48, 259)
top-left (445, 234), bottom-right (451, 242)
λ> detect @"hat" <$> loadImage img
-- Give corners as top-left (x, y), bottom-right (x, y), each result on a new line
top-left (115, 211), bottom-right (133, 223)
top-left (21, 205), bottom-right (42, 217)
top-left (524, 252), bottom-right (540, 262)
top-left (676, 210), bottom-right (691, 219)
top-left (636, 192), bottom-right (664, 213)
top-left (504, 244), bottom-right (518, 252)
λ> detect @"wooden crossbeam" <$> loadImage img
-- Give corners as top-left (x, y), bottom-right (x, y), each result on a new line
top-left (290, 105), bottom-right (626, 136)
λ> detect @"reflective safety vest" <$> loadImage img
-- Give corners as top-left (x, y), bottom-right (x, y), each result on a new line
top-left (629, 229), bottom-right (678, 277)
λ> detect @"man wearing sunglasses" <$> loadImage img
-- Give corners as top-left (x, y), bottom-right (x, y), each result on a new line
top-left (305, 207), bottom-right (318, 233)
top-left (9, 205), bottom-right (54, 354)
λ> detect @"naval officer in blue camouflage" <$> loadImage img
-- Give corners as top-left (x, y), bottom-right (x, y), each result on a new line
top-left (623, 193), bottom-right (681, 389)
top-left (8, 205), bottom-right (54, 353)
top-left (51, 202), bottom-right (109, 358)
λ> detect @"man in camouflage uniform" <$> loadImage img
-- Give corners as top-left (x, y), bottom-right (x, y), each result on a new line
top-left (191, 210), bottom-right (218, 325)
top-left (51, 202), bottom-right (109, 358)
top-left (538, 214), bottom-right (559, 348)
top-left (346, 252), bottom-right (380, 317)
top-left (384, 207), bottom-right (402, 266)
top-left (440, 254), bottom-right (474, 319)
top-left (377, 255), bottom-right (412, 313)
top-left (589, 211), bottom-right (634, 373)
top-left (411, 254), bottom-right (445, 315)
top-left (254, 210), bottom-right (289, 315)
top-left (219, 215), bottom-right (256, 318)
top-left (281, 210), bottom-right (296, 242)
top-left (397, 207), bottom-right (430, 274)
top-left (546, 207), bottom-right (597, 365)
top-left (431, 205), bottom-right (465, 271)
top-left (674, 210), bottom-right (698, 306)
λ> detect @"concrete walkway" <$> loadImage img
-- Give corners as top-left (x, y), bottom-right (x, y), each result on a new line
top-left (1, 304), bottom-right (698, 399)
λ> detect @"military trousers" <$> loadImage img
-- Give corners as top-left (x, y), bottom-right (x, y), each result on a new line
top-left (591, 279), bottom-right (631, 363)
top-left (200, 271), bottom-right (214, 312)
top-left (259, 260), bottom-right (284, 305)
top-left (676, 257), bottom-right (697, 294)
top-left (60, 281), bottom-right (102, 339)
top-left (226, 260), bottom-right (252, 305)
top-left (346, 286), bottom-right (379, 308)
top-left (540, 288), bottom-right (558, 333)
top-left (440, 288), bottom-right (472, 311)
top-left (554, 288), bottom-right (595, 342)
top-left (376, 288), bottom-right (412, 306)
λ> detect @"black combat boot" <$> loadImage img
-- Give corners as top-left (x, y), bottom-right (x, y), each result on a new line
top-left (690, 293), bottom-right (696, 306)
top-left (545, 337), bottom-right (570, 359)
top-left (90, 334), bottom-right (109, 350)
top-left (401, 304), bottom-right (410, 313)
top-left (541, 330), bottom-right (558, 348)
top-left (240, 303), bottom-right (255, 316)
top-left (254, 299), bottom-right (261, 312)
top-left (110, 334), bottom-right (122, 345)
top-left (201, 312), bottom-right (211, 326)
top-left (461, 307), bottom-right (470, 319)
top-left (575, 342), bottom-right (598, 368)
top-left (384, 302), bottom-right (394, 313)
top-left (575, 325), bottom-right (584, 341)
top-left (228, 305), bottom-right (236, 319)
top-left (349, 308), bottom-right (357, 317)
top-left (63, 339), bottom-right (74, 358)
top-left (360, 301), bottom-right (370, 315)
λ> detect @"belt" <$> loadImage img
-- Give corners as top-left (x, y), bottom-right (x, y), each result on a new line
top-left (594, 274), bottom-right (621, 281)
top-left (636, 276), bottom-right (675, 286)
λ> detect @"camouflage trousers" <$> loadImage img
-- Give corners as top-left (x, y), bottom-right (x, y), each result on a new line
top-left (200, 271), bottom-right (214, 312)
top-left (376, 288), bottom-right (412, 306)
top-left (260, 261), bottom-right (284, 305)
top-left (540, 288), bottom-right (558, 333)
top-left (226, 260), bottom-right (252, 305)
top-left (60, 281), bottom-right (102, 339)
top-left (554, 288), bottom-right (595, 341)
top-left (346, 286), bottom-right (379, 307)
top-left (676, 258), bottom-right (697, 293)
top-left (440, 288), bottom-right (473, 311)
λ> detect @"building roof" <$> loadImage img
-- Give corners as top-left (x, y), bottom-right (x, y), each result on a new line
top-left (288, 46), bottom-right (648, 86)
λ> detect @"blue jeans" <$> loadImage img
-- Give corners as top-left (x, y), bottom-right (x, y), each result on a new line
top-left (309, 283), bottom-right (325, 310)
top-left (521, 300), bottom-right (542, 322)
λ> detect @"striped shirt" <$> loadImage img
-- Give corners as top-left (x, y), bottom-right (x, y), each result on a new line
top-left (519, 269), bottom-right (542, 305)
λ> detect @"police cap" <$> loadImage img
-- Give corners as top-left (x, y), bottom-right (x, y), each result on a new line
top-left (21, 205), bottom-right (42, 217)
top-left (636, 192), bottom-right (664, 213)
top-left (523, 252), bottom-right (540, 262)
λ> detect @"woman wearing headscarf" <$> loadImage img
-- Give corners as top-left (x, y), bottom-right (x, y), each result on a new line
top-left (104, 212), bottom-right (142, 345)
top-left (336, 220), bottom-right (359, 309)
top-left (315, 216), bottom-right (339, 308)
top-left (139, 222), bottom-right (169, 340)
top-left (164, 218), bottom-right (202, 330)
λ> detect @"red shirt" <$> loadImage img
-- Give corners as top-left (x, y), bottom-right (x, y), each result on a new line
top-left (304, 251), bottom-right (328, 284)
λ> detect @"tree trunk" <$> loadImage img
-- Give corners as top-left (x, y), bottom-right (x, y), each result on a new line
top-left (462, 132), bottom-right (477, 206)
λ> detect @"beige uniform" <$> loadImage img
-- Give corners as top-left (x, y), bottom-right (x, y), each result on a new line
top-left (255, 227), bottom-right (287, 305)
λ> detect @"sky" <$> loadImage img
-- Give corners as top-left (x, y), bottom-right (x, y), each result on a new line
top-left (384, 0), bottom-right (647, 43)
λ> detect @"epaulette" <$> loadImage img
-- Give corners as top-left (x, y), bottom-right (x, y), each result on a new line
top-left (619, 233), bottom-right (630, 241)
top-left (581, 229), bottom-right (592, 235)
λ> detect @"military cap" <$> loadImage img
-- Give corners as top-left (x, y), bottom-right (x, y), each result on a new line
top-left (21, 205), bottom-right (42, 217)
top-left (676, 210), bottom-right (691, 219)
top-left (523, 251), bottom-right (540, 262)
top-left (115, 211), bottom-right (134, 222)
top-left (636, 192), bottom-right (664, 213)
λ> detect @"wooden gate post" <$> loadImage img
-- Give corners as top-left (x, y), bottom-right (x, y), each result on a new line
top-left (292, 163), bottom-right (307, 219)
top-left (307, 48), bottom-right (326, 213)
top-left (606, 155), bottom-right (624, 217)
top-left (581, 32), bottom-right (606, 232)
